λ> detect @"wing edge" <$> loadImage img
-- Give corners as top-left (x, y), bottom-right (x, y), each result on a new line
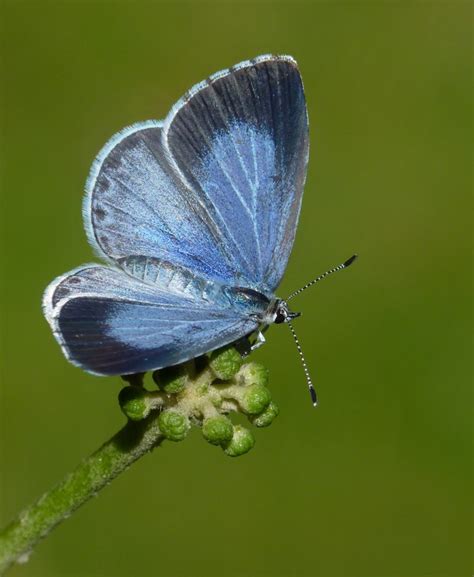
top-left (83, 120), bottom-right (164, 264)
top-left (162, 54), bottom-right (300, 142)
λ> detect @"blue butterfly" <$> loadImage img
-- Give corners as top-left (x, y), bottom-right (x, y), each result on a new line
top-left (43, 54), bottom-right (355, 405)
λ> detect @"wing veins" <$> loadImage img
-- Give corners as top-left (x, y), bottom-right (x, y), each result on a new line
top-left (171, 107), bottom-right (256, 274)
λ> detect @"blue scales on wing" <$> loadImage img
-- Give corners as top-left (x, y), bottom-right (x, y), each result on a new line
top-left (44, 264), bottom-right (259, 375)
top-left (85, 55), bottom-right (308, 293)
top-left (84, 120), bottom-right (239, 285)
top-left (163, 55), bottom-right (309, 293)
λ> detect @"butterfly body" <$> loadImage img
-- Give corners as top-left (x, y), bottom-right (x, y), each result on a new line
top-left (43, 55), bottom-right (309, 376)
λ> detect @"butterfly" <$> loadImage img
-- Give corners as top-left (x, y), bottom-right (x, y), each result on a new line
top-left (43, 54), bottom-right (356, 405)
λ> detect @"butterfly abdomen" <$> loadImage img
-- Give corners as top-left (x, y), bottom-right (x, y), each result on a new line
top-left (118, 255), bottom-right (226, 302)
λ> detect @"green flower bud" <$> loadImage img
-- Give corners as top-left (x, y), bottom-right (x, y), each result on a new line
top-left (239, 362), bottom-right (269, 387)
top-left (153, 365), bottom-right (188, 394)
top-left (224, 426), bottom-right (255, 457)
top-left (240, 384), bottom-right (271, 415)
top-left (250, 401), bottom-right (279, 427)
top-left (158, 410), bottom-right (189, 442)
top-left (209, 346), bottom-right (243, 380)
top-left (202, 416), bottom-right (234, 446)
top-left (118, 387), bottom-right (150, 421)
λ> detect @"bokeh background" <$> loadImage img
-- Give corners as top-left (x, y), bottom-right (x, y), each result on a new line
top-left (1, 2), bottom-right (471, 576)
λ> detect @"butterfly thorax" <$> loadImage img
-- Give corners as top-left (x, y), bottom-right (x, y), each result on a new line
top-left (220, 286), bottom-right (297, 327)
top-left (118, 255), bottom-right (301, 327)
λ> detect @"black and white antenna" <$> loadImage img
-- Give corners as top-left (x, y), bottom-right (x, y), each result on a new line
top-left (287, 320), bottom-right (318, 407)
top-left (287, 254), bottom-right (357, 302)
top-left (284, 254), bottom-right (358, 406)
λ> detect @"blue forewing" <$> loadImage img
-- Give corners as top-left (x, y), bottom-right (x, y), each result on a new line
top-left (43, 55), bottom-right (309, 375)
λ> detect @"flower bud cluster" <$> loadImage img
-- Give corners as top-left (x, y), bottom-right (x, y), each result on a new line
top-left (118, 345), bottom-right (278, 457)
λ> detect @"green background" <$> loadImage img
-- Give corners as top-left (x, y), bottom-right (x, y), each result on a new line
top-left (1, 2), bottom-right (471, 576)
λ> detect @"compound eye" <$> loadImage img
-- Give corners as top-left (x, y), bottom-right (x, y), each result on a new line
top-left (274, 310), bottom-right (287, 324)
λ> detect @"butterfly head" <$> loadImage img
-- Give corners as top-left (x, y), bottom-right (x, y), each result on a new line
top-left (273, 300), bottom-right (301, 325)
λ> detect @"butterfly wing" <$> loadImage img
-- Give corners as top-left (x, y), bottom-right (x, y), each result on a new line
top-left (85, 55), bottom-right (308, 294)
top-left (84, 121), bottom-right (239, 285)
top-left (43, 265), bottom-right (259, 375)
top-left (163, 54), bottom-right (309, 292)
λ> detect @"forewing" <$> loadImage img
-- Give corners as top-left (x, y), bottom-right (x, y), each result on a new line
top-left (84, 121), bottom-right (240, 285)
top-left (163, 54), bottom-right (309, 292)
top-left (43, 265), bottom-right (258, 375)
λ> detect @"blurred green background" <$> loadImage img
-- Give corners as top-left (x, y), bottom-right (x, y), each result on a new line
top-left (1, 1), bottom-right (471, 576)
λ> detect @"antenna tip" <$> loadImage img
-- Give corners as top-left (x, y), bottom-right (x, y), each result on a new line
top-left (344, 254), bottom-right (358, 268)
top-left (309, 387), bottom-right (318, 406)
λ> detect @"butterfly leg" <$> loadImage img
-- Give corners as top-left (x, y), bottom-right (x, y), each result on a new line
top-left (250, 330), bottom-right (266, 351)
top-left (234, 328), bottom-right (267, 358)
top-left (234, 336), bottom-right (253, 358)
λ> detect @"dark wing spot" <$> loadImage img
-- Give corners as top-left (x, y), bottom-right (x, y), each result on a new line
top-left (94, 208), bottom-right (106, 221)
top-left (68, 277), bottom-right (82, 284)
top-left (99, 235), bottom-right (111, 252)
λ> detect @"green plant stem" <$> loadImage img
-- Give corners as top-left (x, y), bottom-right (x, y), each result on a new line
top-left (0, 410), bottom-right (164, 575)
top-left (0, 349), bottom-right (277, 574)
